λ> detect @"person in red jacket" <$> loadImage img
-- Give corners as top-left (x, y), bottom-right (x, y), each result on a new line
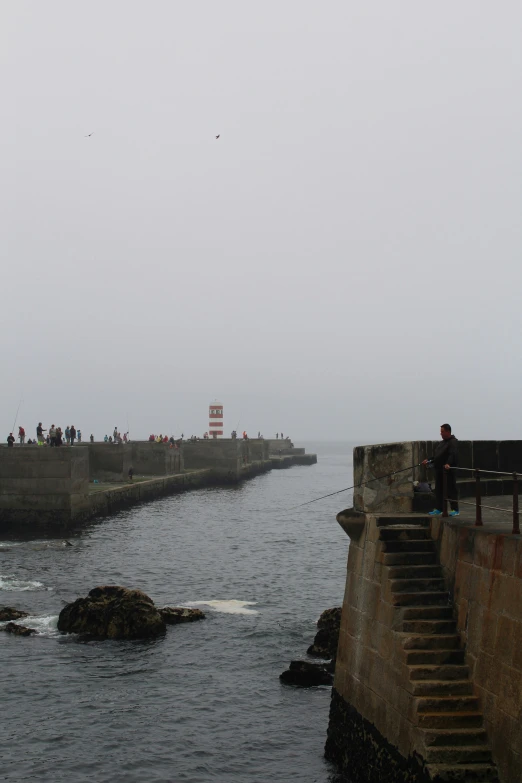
top-left (18, 426), bottom-right (25, 445)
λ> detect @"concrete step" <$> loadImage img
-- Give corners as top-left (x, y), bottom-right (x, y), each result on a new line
top-left (425, 746), bottom-right (493, 765)
top-left (402, 620), bottom-right (457, 634)
top-left (391, 577), bottom-right (446, 593)
top-left (416, 696), bottom-right (479, 713)
top-left (400, 606), bottom-right (454, 620)
top-left (382, 552), bottom-right (437, 566)
top-left (411, 680), bottom-right (473, 697)
top-left (419, 711), bottom-right (483, 729)
top-left (400, 633), bottom-right (461, 650)
top-left (388, 564), bottom-right (443, 580)
top-left (424, 728), bottom-right (488, 747)
top-left (409, 665), bottom-right (470, 682)
top-left (376, 517), bottom-right (431, 527)
top-left (391, 591), bottom-right (449, 607)
top-left (379, 527), bottom-right (432, 541)
top-left (406, 649), bottom-right (465, 666)
top-left (382, 540), bottom-right (436, 553)
top-left (425, 763), bottom-right (498, 782)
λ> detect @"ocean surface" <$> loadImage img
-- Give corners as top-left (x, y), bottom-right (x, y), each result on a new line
top-left (0, 442), bottom-right (355, 783)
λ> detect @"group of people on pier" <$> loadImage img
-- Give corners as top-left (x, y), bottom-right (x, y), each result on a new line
top-left (7, 424), bottom-right (83, 447)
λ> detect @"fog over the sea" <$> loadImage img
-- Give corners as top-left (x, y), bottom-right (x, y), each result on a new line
top-left (2, 2), bottom-right (521, 443)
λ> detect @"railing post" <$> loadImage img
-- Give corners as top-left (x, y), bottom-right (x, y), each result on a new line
top-left (442, 468), bottom-right (448, 517)
top-left (513, 472), bottom-right (519, 535)
top-left (475, 469), bottom-right (483, 526)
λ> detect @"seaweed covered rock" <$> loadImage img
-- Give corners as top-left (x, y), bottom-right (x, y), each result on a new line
top-left (280, 660), bottom-right (333, 687)
top-left (160, 607), bottom-right (205, 624)
top-left (307, 607), bottom-right (342, 658)
top-left (0, 607), bottom-right (29, 622)
top-left (2, 622), bottom-right (36, 636)
top-left (57, 586), bottom-right (166, 640)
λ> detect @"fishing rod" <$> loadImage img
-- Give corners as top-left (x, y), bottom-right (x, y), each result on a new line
top-left (11, 395), bottom-right (23, 434)
top-left (286, 463), bottom-right (423, 511)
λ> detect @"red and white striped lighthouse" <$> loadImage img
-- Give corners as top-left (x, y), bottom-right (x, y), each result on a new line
top-left (208, 402), bottom-right (224, 439)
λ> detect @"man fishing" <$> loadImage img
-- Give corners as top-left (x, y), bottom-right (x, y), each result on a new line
top-left (422, 423), bottom-right (459, 516)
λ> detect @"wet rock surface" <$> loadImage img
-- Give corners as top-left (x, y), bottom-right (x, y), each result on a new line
top-left (0, 607), bottom-right (29, 622)
top-left (307, 607), bottom-right (341, 658)
top-left (57, 586), bottom-right (166, 640)
top-left (160, 607), bottom-right (205, 624)
top-left (280, 660), bottom-right (333, 687)
top-left (2, 622), bottom-right (36, 636)
top-left (279, 606), bottom-right (341, 686)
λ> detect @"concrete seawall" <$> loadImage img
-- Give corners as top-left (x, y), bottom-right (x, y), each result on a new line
top-left (326, 441), bottom-right (522, 783)
top-left (0, 438), bottom-right (317, 531)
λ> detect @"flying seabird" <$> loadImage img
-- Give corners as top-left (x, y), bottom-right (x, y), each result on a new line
top-left (215, 134), bottom-right (220, 139)
top-left (85, 132), bottom-right (94, 137)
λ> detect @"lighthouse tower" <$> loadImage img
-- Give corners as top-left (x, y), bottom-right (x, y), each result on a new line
top-left (208, 402), bottom-right (224, 439)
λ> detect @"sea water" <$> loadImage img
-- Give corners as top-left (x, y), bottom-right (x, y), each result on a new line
top-left (0, 442), bottom-right (354, 782)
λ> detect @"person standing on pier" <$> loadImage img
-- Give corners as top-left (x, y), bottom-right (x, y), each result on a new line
top-left (69, 425), bottom-right (76, 446)
top-left (18, 426), bottom-right (25, 445)
top-left (7, 433), bottom-right (15, 447)
top-left (422, 424), bottom-right (459, 517)
top-left (36, 422), bottom-right (46, 446)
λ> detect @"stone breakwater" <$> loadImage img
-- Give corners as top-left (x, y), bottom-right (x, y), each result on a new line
top-left (0, 439), bottom-right (317, 531)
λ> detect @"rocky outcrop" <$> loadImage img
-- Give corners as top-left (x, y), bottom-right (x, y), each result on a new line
top-left (0, 607), bottom-right (29, 622)
top-left (307, 607), bottom-right (341, 658)
top-left (57, 586), bottom-right (166, 640)
top-left (160, 607), bottom-right (205, 624)
top-left (2, 622), bottom-right (36, 636)
top-left (280, 660), bottom-right (333, 687)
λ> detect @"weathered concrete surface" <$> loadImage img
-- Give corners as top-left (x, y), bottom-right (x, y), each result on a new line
top-left (430, 513), bottom-right (522, 783)
top-left (354, 442), bottom-right (416, 513)
top-left (0, 448), bottom-right (90, 529)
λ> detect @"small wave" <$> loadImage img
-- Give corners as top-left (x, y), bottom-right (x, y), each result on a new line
top-left (0, 613), bottom-right (60, 638)
top-left (185, 600), bottom-right (258, 615)
top-left (0, 575), bottom-right (46, 592)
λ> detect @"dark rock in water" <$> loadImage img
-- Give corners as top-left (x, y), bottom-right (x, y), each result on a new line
top-left (280, 660), bottom-right (333, 687)
top-left (0, 607), bottom-right (29, 622)
top-left (57, 585), bottom-right (166, 640)
top-left (160, 607), bottom-right (205, 624)
top-left (2, 622), bottom-right (36, 636)
top-left (307, 607), bottom-right (342, 658)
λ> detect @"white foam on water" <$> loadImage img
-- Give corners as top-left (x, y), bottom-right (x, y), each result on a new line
top-left (185, 600), bottom-right (258, 615)
top-left (0, 614), bottom-right (60, 638)
top-left (24, 614), bottom-right (60, 637)
top-left (0, 574), bottom-right (46, 592)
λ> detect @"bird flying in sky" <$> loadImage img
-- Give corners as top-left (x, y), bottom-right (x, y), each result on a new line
top-left (85, 132), bottom-right (94, 137)
top-left (215, 135), bottom-right (220, 139)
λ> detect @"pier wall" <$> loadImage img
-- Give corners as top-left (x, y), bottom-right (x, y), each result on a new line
top-left (328, 440), bottom-right (522, 782)
top-left (431, 517), bottom-right (522, 783)
top-left (183, 439), bottom-right (242, 482)
top-left (0, 447), bottom-right (90, 527)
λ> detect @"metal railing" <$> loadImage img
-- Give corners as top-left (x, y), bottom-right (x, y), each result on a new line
top-left (442, 466), bottom-right (520, 534)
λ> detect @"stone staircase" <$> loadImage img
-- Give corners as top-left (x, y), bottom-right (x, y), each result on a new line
top-left (379, 518), bottom-right (499, 783)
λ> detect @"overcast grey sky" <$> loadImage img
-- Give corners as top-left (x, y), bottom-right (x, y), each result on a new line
top-left (2, 2), bottom-right (521, 443)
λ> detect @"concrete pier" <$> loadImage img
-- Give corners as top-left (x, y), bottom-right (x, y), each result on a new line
top-left (0, 438), bottom-right (317, 531)
top-left (326, 440), bottom-right (522, 783)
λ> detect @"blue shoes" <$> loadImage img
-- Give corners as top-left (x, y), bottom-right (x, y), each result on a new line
top-left (428, 509), bottom-right (442, 516)
top-left (449, 510), bottom-right (460, 517)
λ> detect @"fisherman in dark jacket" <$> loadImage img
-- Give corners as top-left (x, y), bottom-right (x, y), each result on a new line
top-left (422, 423), bottom-right (459, 516)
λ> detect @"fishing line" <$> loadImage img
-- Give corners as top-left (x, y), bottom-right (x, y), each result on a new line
top-left (250, 462), bottom-right (423, 517)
